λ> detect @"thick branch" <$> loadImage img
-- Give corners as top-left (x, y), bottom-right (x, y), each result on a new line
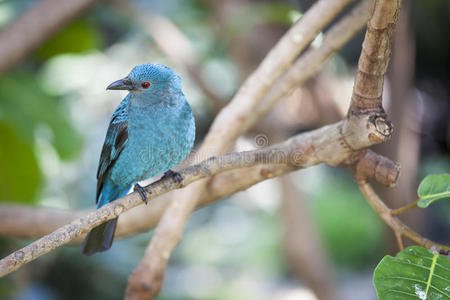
top-left (357, 180), bottom-right (449, 252)
top-left (0, 206), bottom-right (87, 239)
top-left (0, 0), bottom-right (98, 74)
top-left (348, 0), bottom-right (402, 116)
top-left (0, 146), bottom-right (399, 241)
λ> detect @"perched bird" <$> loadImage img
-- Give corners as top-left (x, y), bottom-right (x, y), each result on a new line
top-left (82, 63), bottom-right (195, 255)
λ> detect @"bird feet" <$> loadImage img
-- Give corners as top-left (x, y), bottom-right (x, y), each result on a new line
top-left (161, 170), bottom-right (183, 186)
top-left (134, 183), bottom-right (150, 204)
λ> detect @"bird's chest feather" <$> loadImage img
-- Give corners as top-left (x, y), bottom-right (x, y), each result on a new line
top-left (110, 101), bottom-right (194, 185)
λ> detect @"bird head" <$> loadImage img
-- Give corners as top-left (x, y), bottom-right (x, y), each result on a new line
top-left (106, 64), bottom-right (181, 94)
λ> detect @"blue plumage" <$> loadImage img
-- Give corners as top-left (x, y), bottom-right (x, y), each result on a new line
top-left (82, 64), bottom-right (195, 255)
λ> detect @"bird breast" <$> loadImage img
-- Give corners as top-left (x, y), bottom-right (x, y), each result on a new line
top-left (109, 101), bottom-right (195, 185)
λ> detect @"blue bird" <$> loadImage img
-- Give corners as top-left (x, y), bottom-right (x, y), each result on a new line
top-left (81, 63), bottom-right (195, 255)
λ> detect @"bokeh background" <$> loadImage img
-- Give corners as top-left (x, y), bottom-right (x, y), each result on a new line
top-left (0, 0), bottom-right (449, 299)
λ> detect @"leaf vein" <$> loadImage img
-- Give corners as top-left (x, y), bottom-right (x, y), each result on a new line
top-left (383, 289), bottom-right (419, 297)
top-left (377, 275), bottom-right (449, 296)
top-left (424, 253), bottom-right (438, 298)
top-left (394, 260), bottom-right (431, 271)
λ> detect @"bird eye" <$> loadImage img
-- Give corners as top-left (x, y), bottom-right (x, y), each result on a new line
top-left (141, 81), bottom-right (150, 89)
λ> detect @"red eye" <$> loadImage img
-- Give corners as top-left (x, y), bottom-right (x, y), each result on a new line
top-left (141, 81), bottom-right (150, 89)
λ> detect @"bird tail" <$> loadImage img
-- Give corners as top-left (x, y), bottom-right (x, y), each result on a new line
top-left (81, 217), bottom-right (118, 255)
top-left (82, 180), bottom-right (129, 255)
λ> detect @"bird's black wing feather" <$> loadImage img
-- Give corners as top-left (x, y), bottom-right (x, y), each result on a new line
top-left (96, 97), bottom-right (129, 202)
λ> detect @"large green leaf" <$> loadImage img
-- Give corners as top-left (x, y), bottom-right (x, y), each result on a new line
top-left (417, 174), bottom-right (450, 208)
top-left (374, 246), bottom-right (450, 300)
top-left (0, 123), bottom-right (40, 203)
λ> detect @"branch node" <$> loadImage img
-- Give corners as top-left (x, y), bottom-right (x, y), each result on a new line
top-left (343, 149), bottom-right (400, 187)
top-left (114, 204), bottom-right (125, 216)
top-left (14, 251), bottom-right (24, 261)
top-left (374, 116), bottom-right (393, 137)
top-left (366, 114), bottom-right (393, 144)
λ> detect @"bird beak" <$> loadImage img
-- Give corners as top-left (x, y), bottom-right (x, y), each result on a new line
top-left (106, 77), bottom-right (133, 90)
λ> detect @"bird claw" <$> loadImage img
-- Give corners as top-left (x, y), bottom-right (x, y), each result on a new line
top-left (134, 183), bottom-right (149, 204)
top-left (161, 170), bottom-right (183, 186)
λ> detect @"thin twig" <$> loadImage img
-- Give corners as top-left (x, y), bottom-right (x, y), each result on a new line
top-left (390, 198), bottom-right (419, 215)
top-left (394, 230), bottom-right (404, 250)
top-left (0, 163), bottom-right (291, 241)
top-left (0, 148), bottom-right (398, 241)
top-left (357, 180), bottom-right (449, 252)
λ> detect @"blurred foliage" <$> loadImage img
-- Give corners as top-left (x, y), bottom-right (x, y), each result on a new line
top-left (177, 205), bottom-right (286, 275)
top-left (0, 123), bottom-right (39, 203)
top-left (36, 19), bottom-right (102, 59)
top-left (38, 248), bottom-right (127, 300)
top-left (0, 73), bottom-right (81, 159)
top-left (227, 2), bottom-right (298, 35)
top-left (310, 173), bottom-right (384, 269)
top-left (0, 245), bottom-right (128, 300)
top-left (0, 72), bottom-right (81, 203)
top-left (412, 0), bottom-right (450, 80)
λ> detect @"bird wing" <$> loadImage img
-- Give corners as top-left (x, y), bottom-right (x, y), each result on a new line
top-left (96, 96), bottom-right (130, 202)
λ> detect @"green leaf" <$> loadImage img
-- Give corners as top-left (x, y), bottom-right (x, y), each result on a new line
top-left (0, 122), bottom-right (40, 203)
top-left (374, 246), bottom-right (450, 300)
top-left (417, 174), bottom-right (450, 208)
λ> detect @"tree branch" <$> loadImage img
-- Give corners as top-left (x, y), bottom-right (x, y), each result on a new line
top-left (0, 164), bottom-right (292, 241)
top-left (0, 0), bottom-right (98, 74)
top-left (344, 149), bottom-right (400, 187)
top-left (390, 198), bottom-right (418, 215)
top-left (0, 149), bottom-right (397, 242)
top-left (346, 0), bottom-right (449, 254)
top-left (0, 206), bottom-right (87, 240)
top-left (347, 0), bottom-right (402, 116)
top-left (0, 165), bottom-right (294, 240)
top-left (357, 180), bottom-right (449, 252)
